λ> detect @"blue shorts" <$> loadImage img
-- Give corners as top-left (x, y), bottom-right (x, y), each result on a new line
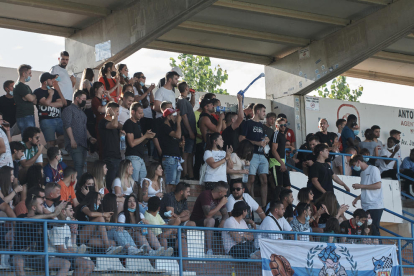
top-left (162, 156), bottom-right (181, 185)
top-left (184, 137), bottom-right (195, 154)
top-left (39, 118), bottom-right (64, 142)
top-left (249, 154), bottom-right (269, 175)
top-left (16, 115), bottom-right (35, 135)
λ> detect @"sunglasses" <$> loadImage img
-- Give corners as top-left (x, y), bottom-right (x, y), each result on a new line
top-left (140, 76), bottom-right (146, 79)
top-left (232, 187), bottom-right (243, 192)
top-left (279, 124), bottom-right (288, 127)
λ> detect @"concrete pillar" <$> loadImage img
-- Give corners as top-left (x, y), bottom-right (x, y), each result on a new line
top-left (265, 0), bottom-right (414, 100)
top-left (65, 0), bottom-right (218, 74)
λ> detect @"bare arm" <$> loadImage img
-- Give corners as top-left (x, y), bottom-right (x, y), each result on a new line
top-left (105, 113), bottom-right (119, 130)
top-left (141, 180), bottom-right (150, 203)
top-left (0, 138), bottom-right (5, 156)
top-left (190, 93), bottom-right (195, 108)
top-left (256, 206), bottom-right (266, 220)
top-left (205, 156), bottom-right (226, 169)
top-left (153, 100), bottom-right (162, 113)
top-left (168, 116), bottom-right (182, 139)
top-left (202, 199), bottom-right (227, 219)
top-left (332, 174), bottom-right (350, 191)
top-left (232, 94), bottom-right (244, 130)
top-left (20, 144), bottom-right (44, 168)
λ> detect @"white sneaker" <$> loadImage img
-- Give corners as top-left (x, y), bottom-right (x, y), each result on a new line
top-left (149, 247), bottom-right (164, 256)
top-left (60, 148), bottom-right (69, 156)
top-left (164, 247), bottom-right (174, 257)
top-left (139, 244), bottom-right (149, 255)
top-left (128, 246), bottom-right (143, 255)
top-left (77, 244), bottom-right (87, 254)
top-left (106, 246), bottom-right (123, 255)
top-left (206, 249), bottom-right (213, 256)
top-left (0, 255), bottom-right (10, 269)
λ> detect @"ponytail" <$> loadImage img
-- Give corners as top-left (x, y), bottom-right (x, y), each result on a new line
top-left (206, 132), bottom-right (221, 151)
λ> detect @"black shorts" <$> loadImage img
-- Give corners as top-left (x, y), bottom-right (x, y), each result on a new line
top-left (194, 218), bottom-right (220, 227)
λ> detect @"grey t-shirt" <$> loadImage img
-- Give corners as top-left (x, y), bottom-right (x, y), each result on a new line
top-left (176, 97), bottom-right (196, 138)
top-left (359, 141), bottom-right (378, 155)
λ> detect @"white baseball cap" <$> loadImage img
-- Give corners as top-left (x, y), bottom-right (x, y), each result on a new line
top-left (171, 66), bottom-right (183, 77)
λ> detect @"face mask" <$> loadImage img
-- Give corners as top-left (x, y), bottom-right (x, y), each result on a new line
top-left (305, 215), bottom-right (311, 223)
top-left (139, 81), bottom-right (145, 86)
top-left (353, 165), bottom-right (361, 172)
top-left (354, 130), bottom-right (360, 135)
top-left (388, 145), bottom-right (396, 151)
top-left (55, 76), bottom-right (61, 82)
top-left (46, 85), bottom-right (52, 90)
top-left (363, 157), bottom-right (370, 162)
top-left (111, 71), bottom-right (117, 77)
top-left (367, 219), bottom-right (372, 225)
top-left (94, 203), bottom-right (99, 211)
top-left (78, 100), bottom-right (86, 108)
top-left (356, 220), bottom-right (363, 227)
top-left (25, 76), bottom-right (31, 82)
top-left (8, 91), bottom-right (13, 96)
top-left (128, 208), bottom-right (136, 213)
top-left (47, 196), bottom-right (61, 203)
top-left (122, 73), bottom-right (127, 79)
top-left (59, 157), bottom-right (63, 163)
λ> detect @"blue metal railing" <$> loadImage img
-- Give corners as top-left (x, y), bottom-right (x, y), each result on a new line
top-left (2, 217), bottom-right (414, 276)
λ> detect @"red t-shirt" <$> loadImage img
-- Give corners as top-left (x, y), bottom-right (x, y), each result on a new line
top-left (99, 77), bottom-right (118, 102)
top-left (91, 97), bottom-right (105, 126)
top-left (190, 190), bottom-right (225, 221)
top-left (285, 128), bottom-right (296, 145)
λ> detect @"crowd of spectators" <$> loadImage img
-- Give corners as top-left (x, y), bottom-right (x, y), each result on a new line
top-left (0, 50), bottom-right (407, 272)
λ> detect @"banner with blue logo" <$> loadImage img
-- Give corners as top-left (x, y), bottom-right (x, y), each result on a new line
top-left (259, 238), bottom-right (399, 276)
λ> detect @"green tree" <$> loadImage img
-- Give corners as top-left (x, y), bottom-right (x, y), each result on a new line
top-left (316, 76), bottom-right (363, 102)
top-left (170, 54), bottom-right (229, 94)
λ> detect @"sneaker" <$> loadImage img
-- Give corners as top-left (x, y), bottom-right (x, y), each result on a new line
top-left (106, 246), bottom-right (123, 255)
top-left (77, 244), bottom-right (87, 254)
top-left (140, 244), bottom-right (149, 255)
top-left (128, 246), bottom-right (143, 255)
top-left (60, 148), bottom-right (69, 156)
top-left (164, 247), bottom-right (174, 257)
top-left (149, 247), bottom-right (165, 256)
top-left (206, 249), bottom-right (213, 256)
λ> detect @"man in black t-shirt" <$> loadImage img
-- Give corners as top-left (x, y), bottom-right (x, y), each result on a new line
top-left (340, 209), bottom-right (367, 243)
top-left (307, 144), bottom-right (349, 201)
top-left (222, 94), bottom-right (243, 151)
top-left (0, 80), bottom-right (19, 136)
top-left (98, 102), bottom-right (122, 192)
top-left (124, 102), bottom-right (156, 185)
top-left (153, 101), bottom-right (172, 158)
top-left (279, 189), bottom-right (294, 222)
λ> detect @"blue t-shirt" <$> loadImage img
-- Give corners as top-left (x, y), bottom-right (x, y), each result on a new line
top-left (341, 125), bottom-right (355, 152)
top-left (44, 162), bottom-right (67, 184)
top-left (241, 120), bottom-right (265, 154)
top-left (402, 157), bottom-right (414, 172)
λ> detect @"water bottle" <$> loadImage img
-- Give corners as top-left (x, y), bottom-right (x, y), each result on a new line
top-left (102, 96), bottom-right (107, 106)
top-left (243, 164), bottom-right (249, 183)
top-left (139, 221), bottom-right (148, 235)
top-left (120, 134), bottom-right (126, 150)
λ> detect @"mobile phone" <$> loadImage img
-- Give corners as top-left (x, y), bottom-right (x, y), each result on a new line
top-left (2, 122), bottom-right (10, 127)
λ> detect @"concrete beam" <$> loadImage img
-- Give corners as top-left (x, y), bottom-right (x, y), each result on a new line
top-left (342, 68), bottom-right (414, 87)
top-left (65, 0), bottom-right (218, 74)
top-left (147, 40), bottom-right (273, 65)
top-left (0, 0), bottom-right (111, 17)
top-left (213, 0), bottom-right (350, 26)
top-left (178, 21), bottom-right (310, 46)
top-left (265, 0), bottom-right (414, 99)
top-left (0, 17), bottom-right (76, 37)
top-left (348, 0), bottom-right (391, 5)
top-left (372, 51), bottom-right (414, 65)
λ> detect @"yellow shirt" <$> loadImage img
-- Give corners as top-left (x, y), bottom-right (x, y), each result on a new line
top-left (195, 110), bottom-right (202, 144)
top-left (144, 211), bottom-right (165, 236)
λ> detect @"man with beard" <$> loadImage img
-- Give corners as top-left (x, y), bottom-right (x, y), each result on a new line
top-left (199, 98), bottom-right (224, 144)
top-left (62, 90), bottom-right (97, 181)
top-left (50, 51), bottom-right (76, 107)
top-left (221, 94), bottom-right (244, 151)
top-left (154, 71), bottom-right (180, 118)
top-left (226, 178), bottom-right (265, 224)
top-left (44, 182), bottom-right (62, 214)
top-left (19, 127), bottom-right (44, 168)
top-left (315, 118), bottom-right (337, 150)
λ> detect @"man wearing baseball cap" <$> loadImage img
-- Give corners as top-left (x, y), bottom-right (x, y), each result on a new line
top-left (33, 72), bottom-right (67, 151)
top-left (158, 108), bottom-right (184, 193)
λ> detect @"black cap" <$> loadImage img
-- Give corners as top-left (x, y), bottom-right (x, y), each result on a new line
top-left (40, 72), bottom-right (57, 83)
top-left (200, 98), bottom-right (213, 109)
top-left (278, 113), bottom-right (287, 119)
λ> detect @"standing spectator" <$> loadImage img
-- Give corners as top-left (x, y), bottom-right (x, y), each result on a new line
top-left (315, 118), bottom-right (337, 150)
top-left (98, 102), bottom-right (122, 192)
top-left (58, 167), bottom-right (79, 207)
top-left (152, 101), bottom-right (173, 159)
top-left (290, 202), bottom-right (312, 241)
top-left (227, 140), bottom-right (253, 183)
top-left (140, 162), bottom-right (165, 210)
top-left (203, 132), bottom-right (233, 190)
top-left (222, 94), bottom-right (244, 151)
top-left (50, 51), bottom-right (76, 106)
top-left (0, 80), bottom-right (18, 136)
top-left (156, 67), bottom-right (182, 91)
top-left (359, 129), bottom-right (379, 157)
top-left (124, 102), bottom-right (155, 185)
top-left (336, 119), bottom-right (346, 139)
top-left (159, 108), bottom-right (183, 192)
top-left (269, 117), bottom-right (291, 189)
top-left (351, 154), bottom-right (383, 236)
top-left (401, 149), bottom-right (414, 191)
top-left (99, 61), bottom-right (120, 102)
top-left (258, 201), bottom-right (292, 240)
top-left (118, 91), bottom-right (134, 127)
top-left (91, 160), bottom-right (109, 195)
top-left (177, 82), bottom-right (197, 180)
top-left (240, 104), bottom-right (269, 207)
top-left (280, 189), bottom-right (294, 222)
top-left (332, 147), bottom-right (357, 176)
top-left (34, 72), bottom-right (66, 150)
top-left (79, 68), bottom-right (94, 94)
top-left (43, 147), bottom-right (67, 184)
top-left (20, 127), bottom-right (44, 168)
top-left (243, 103), bottom-right (255, 120)
top-left (62, 90), bottom-right (97, 182)
top-left (153, 71), bottom-right (179, 118)
top-left (308, 144), bottom-right (350, 201)
top-left (82, 78), bottom-right (97, 158)
top-left (341, 114), bottom-right (358, 152)
top-left (116, 64), bottom-right (130, 101)
top-left (199, 98), bottom-right (224, 145)
top-left (371, 125), bottom-right (384, 153)
top-left (377, 137), bottom-right (400, 179)
top-left (0, 114), bottom-right (12, 168)
top-left (189, 182), bottom-right (229, 255)
top-left (277, 113), bottom-right (296, 149)
top-left (13, 64), bottom-right (37, 134)
top-left (262, 112), bottom-right (276, 140)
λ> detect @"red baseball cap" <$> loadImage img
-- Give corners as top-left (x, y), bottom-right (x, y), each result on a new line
top-left (162, 108), bottom-right (178, 118)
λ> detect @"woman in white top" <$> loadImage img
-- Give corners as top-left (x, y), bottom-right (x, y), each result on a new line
top-left (140, 162), bottom-right (165, 209)
top-left (113, 159), bottom-right (136, 196)
top-left (227, 140), bottom-right (254, 181)
top-left (203, 132), bottom-right (233, 190)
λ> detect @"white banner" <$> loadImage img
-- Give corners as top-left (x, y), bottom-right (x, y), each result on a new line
top-left (259, 238), bottom-right (399, 276)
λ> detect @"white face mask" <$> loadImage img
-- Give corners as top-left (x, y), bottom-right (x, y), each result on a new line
top-left (367, 219), bottom-right (372, 226)
top-left (388, 145), bottom-right (396, 151)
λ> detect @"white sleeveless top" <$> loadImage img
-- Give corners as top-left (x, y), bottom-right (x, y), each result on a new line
top-left (140, 178), bottom-right (163, 201)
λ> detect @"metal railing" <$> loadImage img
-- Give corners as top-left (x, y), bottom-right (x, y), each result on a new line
top-left (1, 217), bottom-right (414, 276)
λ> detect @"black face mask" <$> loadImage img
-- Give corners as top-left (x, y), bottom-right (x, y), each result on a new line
top-left (78, 100), bottom-right (86, 108)
top-left (111, 71), bottom-right (117, 78)
top-left (47, 195), bottom-right (61, 204)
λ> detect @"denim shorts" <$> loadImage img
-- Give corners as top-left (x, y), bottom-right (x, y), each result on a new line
top-left (162, 156), bottom-right (181, 185)
top-left (184, 137), bottom-right (195, 153)
top-left (16, 115), bottom-right (35, 135)
top-left (126, 155), bottom-right (147, 183)
top-left (39, 118), bottom-right (64, 142)
top-left (249, 154), bottom-right (269, 175)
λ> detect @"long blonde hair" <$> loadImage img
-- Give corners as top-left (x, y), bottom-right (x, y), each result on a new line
top-left (91, 160), bottom-right (106, 191)
top-left (118, 159), bottom-right (134, 193)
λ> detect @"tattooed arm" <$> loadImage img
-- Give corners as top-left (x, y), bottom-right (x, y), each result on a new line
top-left (141, 180), bottom-right (150, 203)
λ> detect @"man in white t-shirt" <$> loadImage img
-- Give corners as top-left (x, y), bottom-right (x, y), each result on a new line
top-left (377, 137), bottom-right (400, 179)
top-left (258, 201), bottom-right (292, 241)
top-left (153, 71), bottom-right (179, 118)
top-left (226, 178), bottom-right (265, 224)
top-left (118, 91), bottom-right (134, 127)
top-left (350, 154), bottom-right (383, 236)
top-left (50, 51), bottom-right (76, 105)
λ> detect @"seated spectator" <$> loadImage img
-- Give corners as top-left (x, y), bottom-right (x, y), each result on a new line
top-left (160, 182), bottom-right (195, 226)
top-left (320, 217), bottom-right (341, 243)
top-left (140, 162), bottom-right (165, 210)
top-left (315, 192), bottom-right (349, 228)
top-left (222, 201), bottom-right (260, 259)
top-left (44, 182), bottom-right (62, 214)
top-left (20, 127), bottom-right (44, 168)
top-left (0, 118), bottom-right (13, 170)
top-left (74, 191), bottom-right (123, 254)
top-left (26, 164), bottom-right (44, 190)
top-left (377, 137), bottom-right (400, 180)
top-left (279, 189), bottom-right (294, 222)
top-left (75, 172), bottom-right (95, 203)
top-left (340, 208), bottom-right (367, 243)
top-left (362, 211), bottom-right (379, 245)
top-left (112, 159), bottom-right (137, 196)
top-left (44, 147), bottom-right (67, 184)
top-left (0, 166), bottom-right (23, 208)
top-left (336, 119), bottom-right (346, 139)
top-left (390, 129), bottom-right (401, 142)
top-left (401, 148), bottom-right (414, 192)
top-left (48, 202), bottom-right (95, 275)
top-left (14, 187), bottom-right (45, 216)
top-left (119, 194), bottom-right (165, 256)
top-left (227, 140), bottom-right (253, 184)
top-left (359, 129), bottom-right (379, 157)
top-left (203, 132), bottom-right (233, 190)
top-left (91, 160), bottom-right (109, 194)
top-left (295, 187), bottom-right (326, 231)
top-left (0, 80), bottom-right (17, 138)
top-left (258, 201), bottom-right (292, 240)
top-left (289, 202), bottom-right (311, 241)
top-left (58, 167), bottom-right (79, 206)
top-left (190, 182), bottom-right (229, 255)
top-left (10, 141), bottom-right (24, 182)
top-left (332, 147), bottom-right (357, 176)
top-left (226, 178), bottom-right (265, 225)
top-left (63, 201), bottom-right (81, 249)
top-left (307, 144), bottom-right (350, 202)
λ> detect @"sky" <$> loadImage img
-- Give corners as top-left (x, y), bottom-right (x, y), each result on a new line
top-left (0, 28), bottom-right (413, 109)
